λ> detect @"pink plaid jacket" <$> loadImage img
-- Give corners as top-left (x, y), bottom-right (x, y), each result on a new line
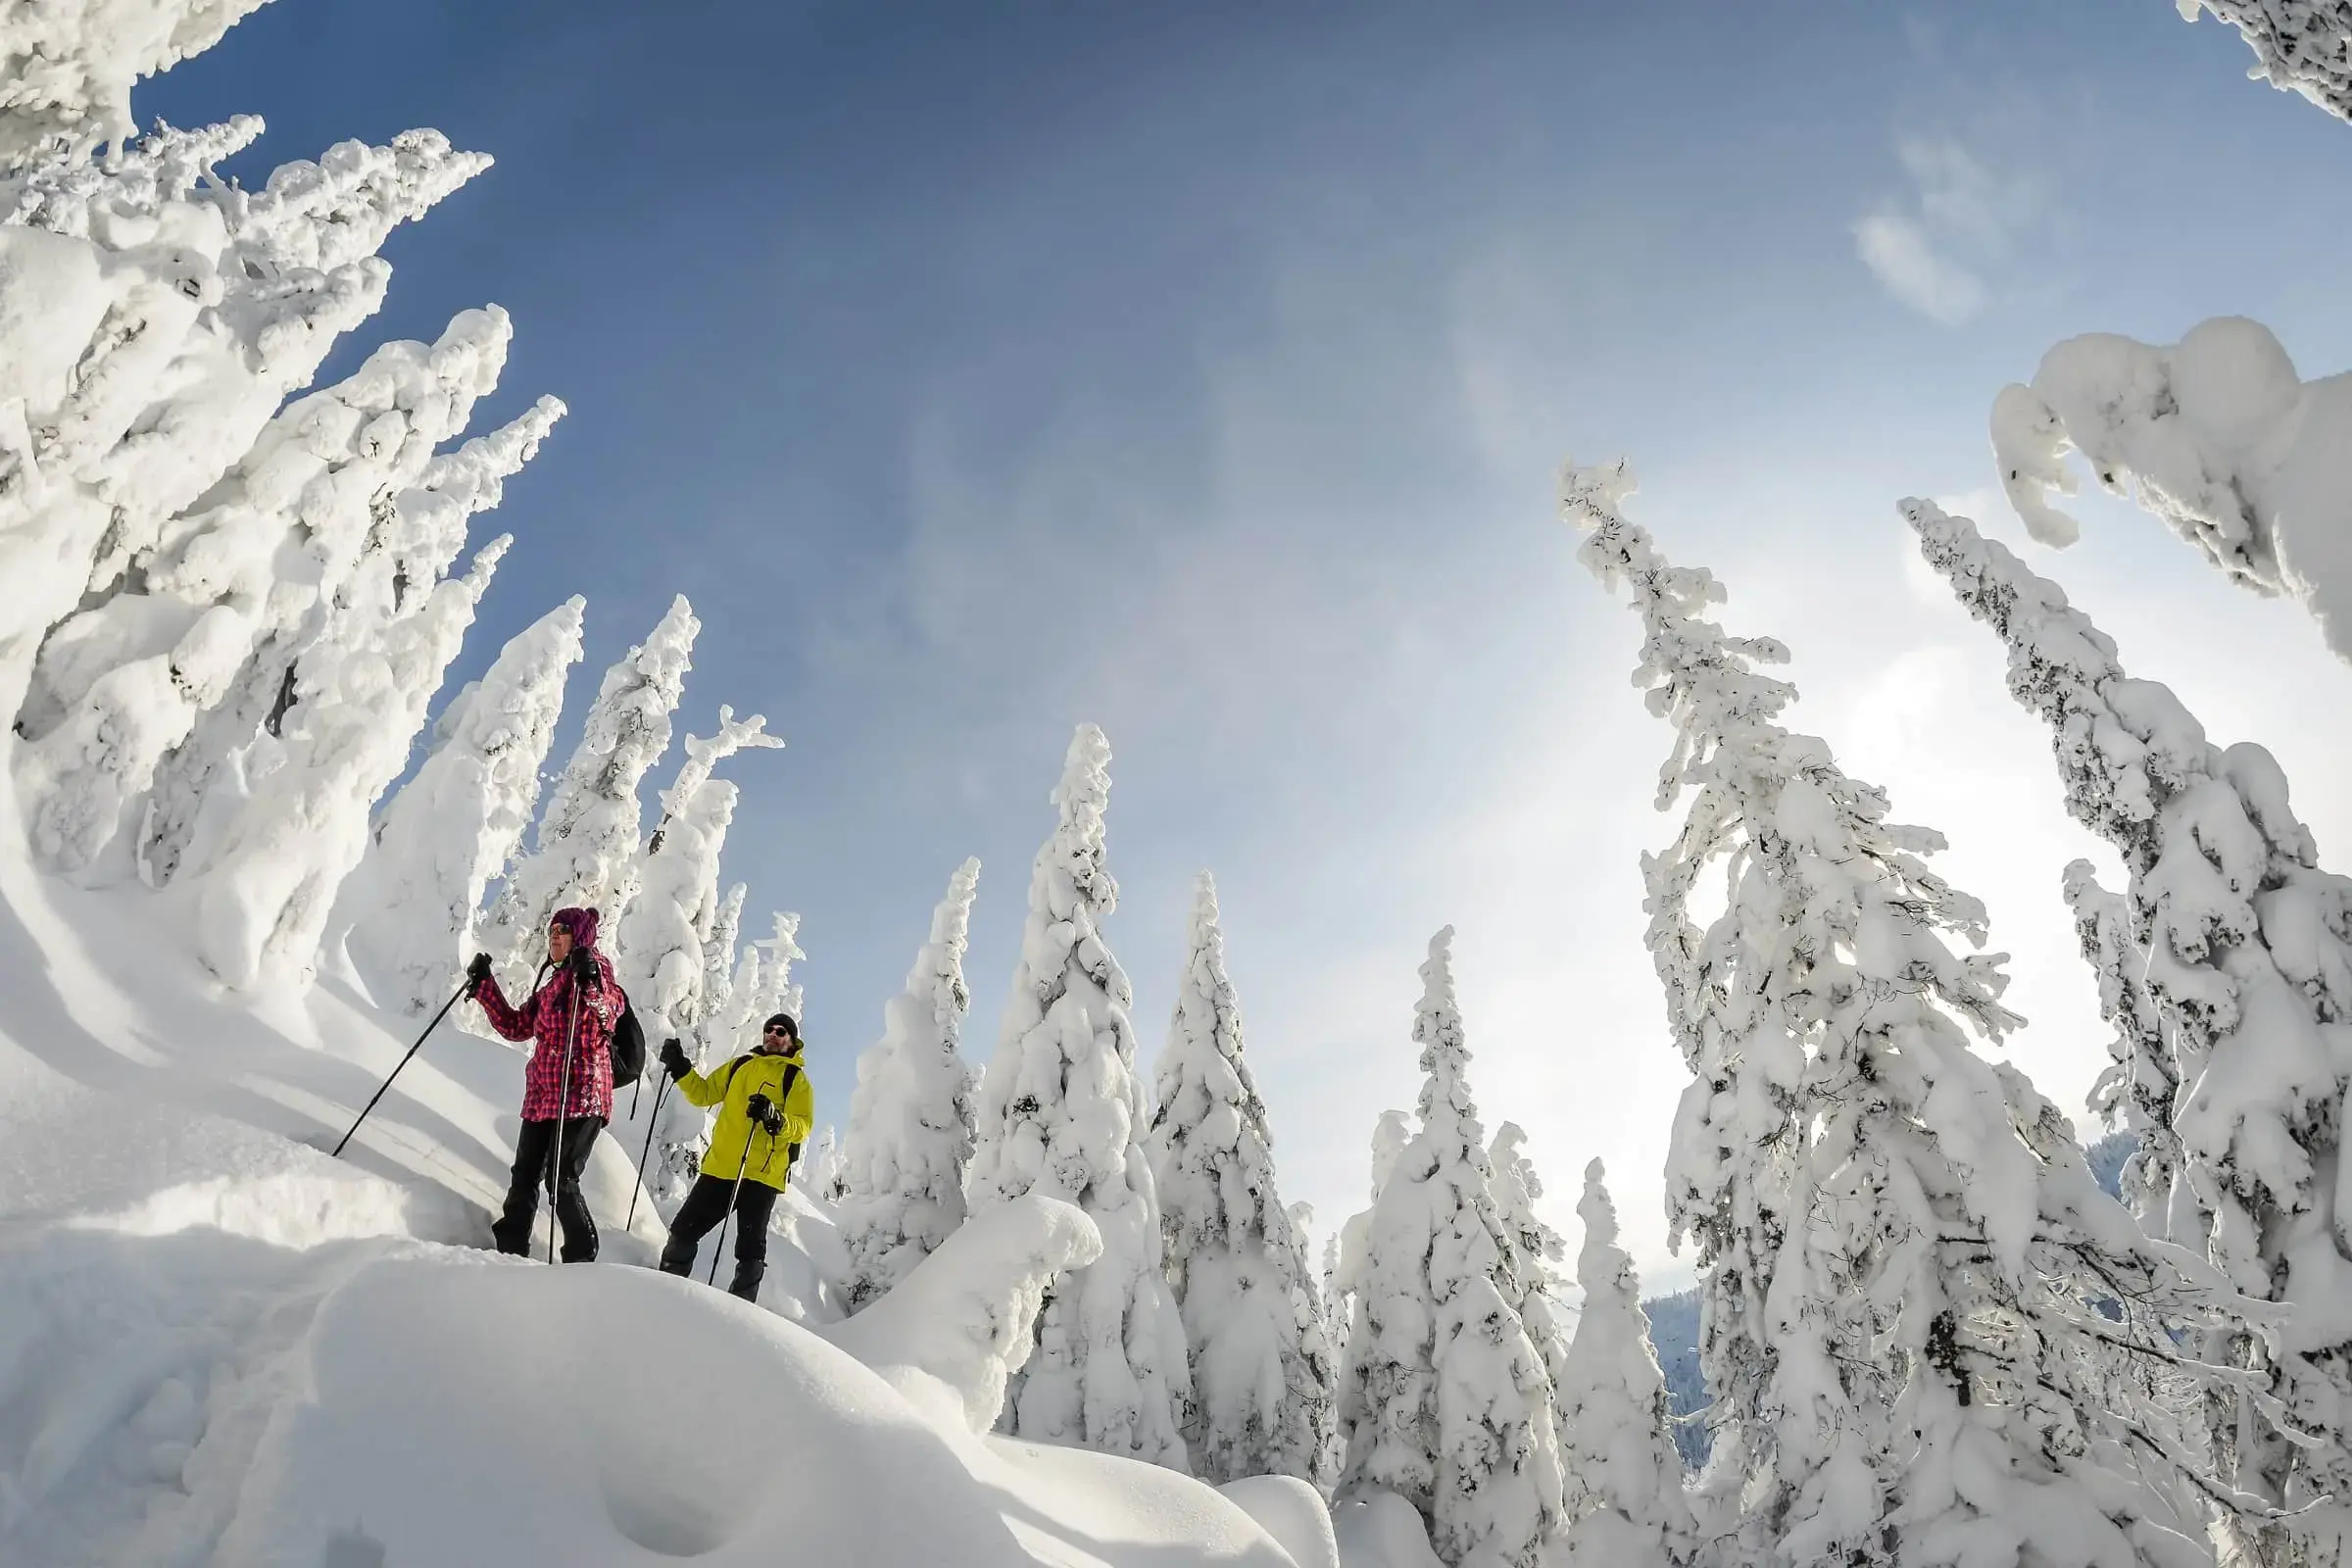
top-left (476, 954), bottom-right (620, 1122)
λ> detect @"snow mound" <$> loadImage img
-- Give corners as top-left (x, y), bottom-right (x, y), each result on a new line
top-left (1331, 1491), bottom-right (1444, 1568)
top-left (1221, 1475), bottom-right (1341, 1568)
top-left (824, 1192), bottom-right (1103, 1434)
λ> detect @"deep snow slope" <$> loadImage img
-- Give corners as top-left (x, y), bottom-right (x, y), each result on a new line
top-left (0, 834), bottom-right (1327, 1566)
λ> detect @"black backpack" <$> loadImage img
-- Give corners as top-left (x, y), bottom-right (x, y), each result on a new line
top-left (609, 998), bottom-right (647, 1089)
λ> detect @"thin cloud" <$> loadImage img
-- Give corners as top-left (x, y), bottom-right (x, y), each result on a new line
top-left (1854, 207), bottom-right (1987, 325)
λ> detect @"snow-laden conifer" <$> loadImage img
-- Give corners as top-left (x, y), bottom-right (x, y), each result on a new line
top-left (612, 707), bottom-right (780, 1038)
top-left (2062, 859), bottom-right (2185, 1238)
top-left (1484, 1125), bottom-right (1577, 1436)
top-left (1147, 871), bottom-right (1334, 1488)
top-left (1908, 495), bottom-right (2352, 1564)
top-left (1570, 464), bottom-right (2274, 1567)
top-left (838, 858), bottom-right (981, 1313)
top-left (0, 121), bottom-right (488, 743)
top-left (188, 537), bottom-right (506, 987)
top-left (1337, 928), bottom-right (1566, 1568)
top-left (14, 310), bottom-right (523, 876)
top-left (2180, 2), bottom-right (2352, 124)
top-left (1553, 1160), bottom-right (1692, 1568)
top-left (479, 595), bottom-right (697, 982)
top-left (340, 596), bottom-right (582, 1013)
top-left (967, 723), bottom-right (1191, 1470)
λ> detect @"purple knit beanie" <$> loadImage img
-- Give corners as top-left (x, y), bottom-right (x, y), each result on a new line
top-left (550, 906), bottom-right (601, 951)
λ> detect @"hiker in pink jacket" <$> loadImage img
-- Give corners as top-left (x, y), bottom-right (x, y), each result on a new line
top-left (469, 906), bottom-right (621, 1260)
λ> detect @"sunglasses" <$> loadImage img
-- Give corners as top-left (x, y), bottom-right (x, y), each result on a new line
top-left (763, 1025), bottom-right (793, 1037)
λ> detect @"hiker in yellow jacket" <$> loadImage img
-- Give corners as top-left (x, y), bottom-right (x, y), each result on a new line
top-left (656, 1012), bottom-right (814, 1300)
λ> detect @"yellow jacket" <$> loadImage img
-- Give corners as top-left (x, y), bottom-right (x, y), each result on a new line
top-left (676, 1048), bottom-right (813, 1191)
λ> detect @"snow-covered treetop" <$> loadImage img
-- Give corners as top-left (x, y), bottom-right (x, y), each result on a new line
top-left (0, 0), bottom-right (278, 169)
top-left (1150, 870), bottom-right (1285, 1251)
top-left (2180, 1), bottom-right (2352, 124)
top-left (1989, 315), bottom-right (2352, 662)
top-left (654, 705), bottom-right (782, 838)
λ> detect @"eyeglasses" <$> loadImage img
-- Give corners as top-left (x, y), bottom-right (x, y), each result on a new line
top-left (763, 1025), bottom-right (792, 1037)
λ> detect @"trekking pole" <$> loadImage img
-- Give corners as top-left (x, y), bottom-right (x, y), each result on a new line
top-left (707, 1124), bottom-right (762, 1287)
top-left (624, 1053), bottom-right (677, 1232)
top-left (331, 973), bottom-right (474, 1158)
top-left (546, 971), bottom-right (588, 1265)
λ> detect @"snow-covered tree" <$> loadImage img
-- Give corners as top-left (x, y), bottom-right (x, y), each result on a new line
top-left (1908, 494), bottom-right (2352, 1564)
top-left (1553, 1160), bottom-right (1692, 1568)
top-left (1147, 870), bottom-right (1334, 1489)
top-left (1337, 927), bottom-right (1566, 1568)
top-left (2062, 858), bottom-right (2185, 1239)
top-left (339, 596), bottom-right (583, 1013)
top-left (0, 120), bottom-right (489, 749)
top-left (2180, 1), bottom-right (2352, 124)
top-left (838, 858), bottom-right (982, 1313)
top-left (187, 534), bottom-right (507, 988)
top-left (1484, 1125), bottom-right (1577, 1435)
top-left (1988, 316), bottom-right (2352, 664)
top-left (967, 723), bottom-right (1191, 1470)
top-left (612, 706), bottom-right (780, 1038)
top-left (478, 594), bottom-right (697, 983)
top-left (1570, 463), bottom-right (2277, 1567)
top-left (14, 309), bottom-right (527, 877)
top-left (699, 881), bottom-right (747, 1036)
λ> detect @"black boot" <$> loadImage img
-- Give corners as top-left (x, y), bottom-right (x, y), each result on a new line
top-left (727, 1262), bottom-right (763, 1302)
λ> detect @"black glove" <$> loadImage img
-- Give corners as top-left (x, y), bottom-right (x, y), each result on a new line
top-left (746, 1092), bottom-right (783, 1138)
top-left (660, 1038), bottom-right (690, 1081)
top-left (465, 952), bottom-right (493, 997)
top-left (566, 946), bottom-right (598, 983)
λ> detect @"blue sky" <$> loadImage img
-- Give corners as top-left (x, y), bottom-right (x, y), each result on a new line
top-left (150, 2), bottom-right (2352, 1279)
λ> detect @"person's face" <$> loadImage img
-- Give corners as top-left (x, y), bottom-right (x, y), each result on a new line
top-left (548, 925), bottom-right (573, 964)
top-left (760, 1021), bottom-right (794, 1054)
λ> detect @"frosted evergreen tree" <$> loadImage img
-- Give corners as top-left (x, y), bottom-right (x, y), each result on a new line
top-left (699, 881), bottom-right (747, 1037)
top-left (2062, 859), bottom-right (2185, 1239)
top-left (1554, 1160), bottom-right (1693, 1568)
top-left (340, 596), bottom-right (583, 1013)
top-left (1337, 927), bottom-right (1566, 1568)
top-left (1485, 1124), bottom-right (1577, 1433)
top-left (967, 723), bottom-right (1191, 1470)
top-left (1569, 463), bottom-right (2274, 1567)
top-left (2180, 2), bottom-right (2352, 124)
top-left (612, 707), bottom-right (781, 1038)
top-left (1908, 495), bottom-right (2352, 1565)
top-left (479, 595), bottom-right (698, 983)
top-left (838, 858), bottom-right (982, 1313)
top-left (1147, 870), bottom-right (1334, 1488)
top-left (14, 309), bottom-right (527, 877)
top-left (188, 536), bottom-right (506, 987)
top-left (0, 119), bottom-right (489, 744)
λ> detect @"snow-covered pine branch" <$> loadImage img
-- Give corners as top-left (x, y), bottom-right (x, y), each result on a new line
top-left (188, 534), bottom-right (508, 987)
top-left (2062, 858), bottom-right (2186, 1240)
top-left (1571, 464), bottom-right (2268, 1567)
top-left (0, 121), bottom-right (490, 750)
top-left (1988, 315), bottom-right (2352, 663)
top-left (838, 858), bottom-right (982, 1313)
top-left (478, 594), bottom-right (697, 984)
top-left (1147, 871), bottom-right (1335, 1490)
top-left (2179, 1), bottom-right (2352, 124)
top-left (0, 0), bottom-right (278, 169)
top-left (1907, 494), bottom-right (2352, 1563)
top-left (1337, 927), bottom-right (1566, 1568)
top-left (339, 595), bottom-right (583, 1013)
top-left (967, 723), bottom-right (1191, 1470)
top-left (1554, 1160), bottom-right (1692, 1568)
top-left (14, 309), bottom-right (525, 878)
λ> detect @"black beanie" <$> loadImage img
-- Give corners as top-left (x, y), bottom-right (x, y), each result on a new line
top-left (763, 1013), bottom-right (799, 1040)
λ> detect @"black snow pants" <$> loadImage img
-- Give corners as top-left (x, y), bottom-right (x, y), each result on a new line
top-left (494, 1115), bottom-right (604, 1262)
top-left (659, 1172), bottom-right (780, 1300)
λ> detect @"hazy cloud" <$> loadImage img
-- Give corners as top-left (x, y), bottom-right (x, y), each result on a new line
top-left (1855, 129), bottom-right (2053, 324)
